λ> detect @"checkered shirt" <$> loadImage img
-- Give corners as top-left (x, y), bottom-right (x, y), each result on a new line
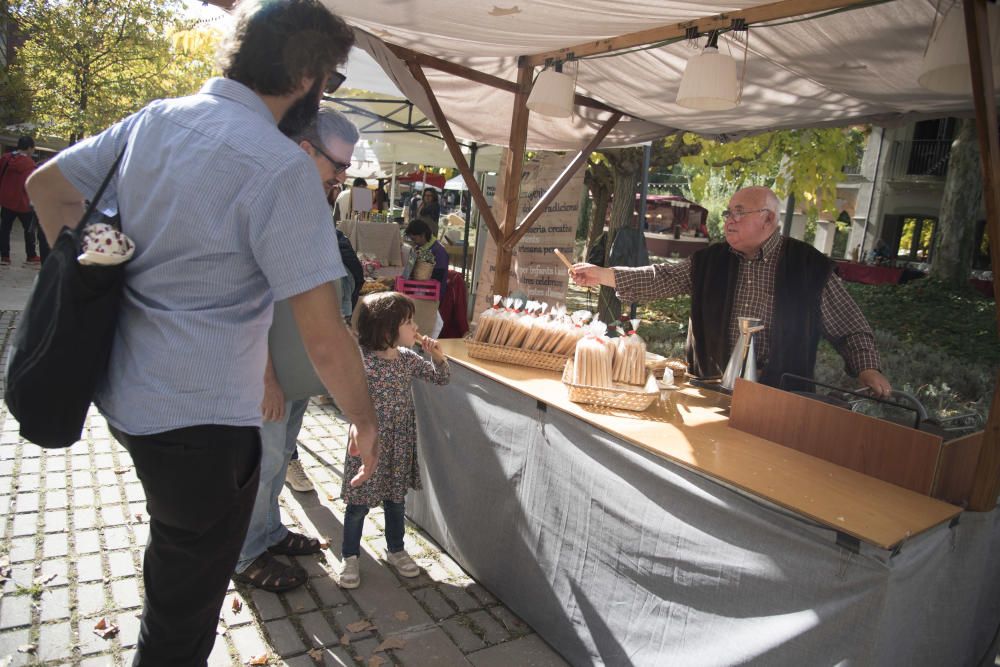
top-left (613, 232), bottom-right (881, 376)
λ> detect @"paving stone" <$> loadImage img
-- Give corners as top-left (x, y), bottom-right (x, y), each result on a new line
top-left (76, 554), bottom-right (105, 583)
top-left (43, 509), bottom-right (68, 533)
top-left (111, 578), bottom-right (142, 609)
top-left (78, 616), bottom-right (113, 655)
top-left (489, 606), bottom-right (530, 636)
top-left (42, 532), bottom-right (68, 558)
top-left (388, 625), bottom-right (473, 667)
top-left (8, 536), bottom-right (35, 563)
top-left (284, 585), bottom-right (318, 614)
top-left (0, 476), bottom-right (10, 496)
top-left (467, 610), bottom-right (510, 645)
top-left (416, 557), bottom-right (454, 583)
top-left (264, 617), bottom-right (306, 657)
top-left (0, 456), bottom-right (13, 476)
top-left (465, 583), bottom-right (498, 607)
top-left (45, 471), bottom-right (68, 489)
top-left (438, 584), bottom-right (482, 611)
top-left (76, 530), bottom-right (101, 554)
top-left (220, 592), bottom-right (252, 627)
top-left (108, 550), bottom-right (137, 578)
top-left (290, 645), bottom-right (355, 667)
top-left (36, 620), bottom-right (74, 662)
top-left (299, 610), bottom-right (338, 647)
top-left (350, 636), bottom-right (381, 662)
top-left (114, 610), bottom-right (142, 648)
top-left (249, 588), bottom-right (286, 621)
top-left (102, 504), bottom-right (127, 526)
top-left (77, 582), bottom-right (108, 617)
top-left (0, 628), bottom-right (32, 667)
top-left (309, 576), bottom-right (347, 608)
top-left (413, 587), bottom-right (457, 620)
top-left (104, 525), bottom-right (131, 550)
top-left (133, 523), bottom-right (150, 546)
top-left (441, 616), bottom-right (487, 653)
top-left (14, 492), bottom-right (38, 513)
top-left (12, 513), bottom-right (37, 537)
top-left (95, 454), bottom-right (115, 470)
top-left (73, 473), bottom-right (94, 492)
top-left (298, 553), bottom-right (333, 578)
top-left (19, 457), bottom-right (40, 473)
top-left (74, 508), bottom-right (99, 531)
top-left (39, 586), bottom-right (71, 622)
top-left (0, 594), bottom-right (33, 630)
top-left (17, 474), bottom-right (39, 491)
top-left (45, 488), bottom-right (68, 509)
top-left (0, 495), bottom-right (10, 516)
top-left (208, 634), bottom-right (235, 667)
top-left (466, 633), bottom-right (569, 667)
top-left (99, 485), bottom-right (121, 505)
top-left (44, 454), bottom-right (66, 472)
top-left (229, 624), bottom-right (269, 662)
top-left (80, 656), bottom-right (117, 667)
top-left (125, 483), bottom-right (145, 502)
top-left (37, 559), bottom-right (68, 587)
top-left (327, 605), bottom-right (364, 638)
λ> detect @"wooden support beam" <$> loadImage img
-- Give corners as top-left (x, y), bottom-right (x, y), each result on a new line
top-left (492, 65), bottom-right (534, 297)
top-left (963, 0), bottom-right (1000, 512)
top-left (386, 43), bottom-right (619, 113)
top-left (522, 0), bottom-right (880, 66)
top-left (504, 112), bottom-right (623, 251)
top-left (405, 62), bottom-right (503, 245)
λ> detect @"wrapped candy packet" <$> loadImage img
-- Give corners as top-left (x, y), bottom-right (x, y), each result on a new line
top-left (77, 222), bottom-right (135, 266)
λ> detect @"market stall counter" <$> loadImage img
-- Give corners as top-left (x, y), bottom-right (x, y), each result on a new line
top-left (407, 339), bottom-right (1000, 666)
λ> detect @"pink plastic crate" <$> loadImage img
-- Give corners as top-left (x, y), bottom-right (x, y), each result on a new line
top-left (395, 277), bottom-right (440, 301)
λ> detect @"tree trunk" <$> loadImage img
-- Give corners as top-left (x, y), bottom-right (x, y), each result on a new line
top-left (930, 119), bottom-right (982, 288)
top-left (598, 147), bottom-right (643, 322)
top-left (585, 186), bottom-right (610, 259)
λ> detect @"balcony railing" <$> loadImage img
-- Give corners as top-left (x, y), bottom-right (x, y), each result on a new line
top-left (889, 139), bottom-right (951, 179)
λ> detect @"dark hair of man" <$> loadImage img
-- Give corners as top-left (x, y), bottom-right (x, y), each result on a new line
top-left (404, 219), bottom-right (432, 239)
top-left (354, 291), bottom-right (415, 351)
top-left (219, 0), bottom-right (354, 96)
top-left (16, 136), bottom-right (34, 150)
top-left (352, 177), bottom-right (367, 187)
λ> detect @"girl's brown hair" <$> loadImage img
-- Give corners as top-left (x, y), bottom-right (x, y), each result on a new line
top-left (354, 292), bottom-right (416, 351)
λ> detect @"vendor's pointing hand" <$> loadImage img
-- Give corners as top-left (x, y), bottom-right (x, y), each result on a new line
top-left (859, 369), bottom-right (892, 399)
top-left (569, 263), bottom-right (616, 288)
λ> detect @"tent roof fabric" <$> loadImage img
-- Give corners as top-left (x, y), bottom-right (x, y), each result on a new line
top-left (323, 0), bottom-right (998, 150)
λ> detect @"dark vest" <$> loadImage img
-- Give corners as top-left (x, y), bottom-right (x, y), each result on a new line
top-left (687, 236), bottom-right (832, 388)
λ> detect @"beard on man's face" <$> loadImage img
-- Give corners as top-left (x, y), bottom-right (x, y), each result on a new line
top-left (278, 77), bottom-right (324, 136)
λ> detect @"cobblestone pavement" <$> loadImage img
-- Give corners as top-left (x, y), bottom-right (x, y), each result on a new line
top-left (0, 236), bottom-right (568, 666)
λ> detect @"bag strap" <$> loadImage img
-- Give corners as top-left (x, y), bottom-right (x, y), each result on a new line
top-left (75, 145), bottom-right (127, 233)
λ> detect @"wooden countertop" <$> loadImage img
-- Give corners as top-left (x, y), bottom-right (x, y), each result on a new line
top-left (438, 339), bottom-right (960, 550)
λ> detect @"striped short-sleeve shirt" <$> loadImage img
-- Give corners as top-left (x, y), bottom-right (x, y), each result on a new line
top-left (54, 78), bottom-right (346, 435)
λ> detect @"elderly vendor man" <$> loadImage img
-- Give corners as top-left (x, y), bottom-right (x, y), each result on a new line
top-left (570, 186), bottom-right (892, 397)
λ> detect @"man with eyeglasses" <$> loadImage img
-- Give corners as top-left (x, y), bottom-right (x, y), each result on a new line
top-left (232, 105), bottom-right (359, 593)
top-left (570, 186), bottom-right (891, 397)
top-left (26, 1), bottom-right (377, 662)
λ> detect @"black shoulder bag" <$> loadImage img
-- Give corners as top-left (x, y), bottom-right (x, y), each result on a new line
top-left (4, 148), bottom-right (128, 447)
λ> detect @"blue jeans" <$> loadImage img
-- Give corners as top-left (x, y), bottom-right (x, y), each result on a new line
top-left (342, 500), bottom-right (405, 558)
top-left (235, 398), bottom-right (309, 572)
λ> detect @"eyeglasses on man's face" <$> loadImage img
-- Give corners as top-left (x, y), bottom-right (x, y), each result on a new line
top-left (308, 141), bottom-right (351, 176)
top-left (721, 208), bottom-right (769, 221)
top-left (325, 71), bottom-right (346, 95)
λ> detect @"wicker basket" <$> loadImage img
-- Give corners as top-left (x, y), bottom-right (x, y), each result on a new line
top-left (562, 361), bottom-right (659, 412)
top-left (411, 260), bottom-right (434, 280)
top-left (466, 338), bottom-right (570, 372)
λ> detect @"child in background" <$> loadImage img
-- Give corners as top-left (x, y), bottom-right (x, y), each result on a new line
top-left (339, 291), bottom-right (450, 588)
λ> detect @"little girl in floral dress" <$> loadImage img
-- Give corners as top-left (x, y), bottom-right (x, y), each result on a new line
top-left (339, 291), bottom-right (450, 588)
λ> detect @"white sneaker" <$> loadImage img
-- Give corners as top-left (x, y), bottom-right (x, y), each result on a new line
top-left (285, 459), bottom-right (314, 492)
top-left (386, 550), bottom-right (420, 578)
top-left (339, 556), bottom-right (360, 589)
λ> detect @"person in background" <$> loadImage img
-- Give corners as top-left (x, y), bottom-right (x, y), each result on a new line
top-left (334, 176), bottom-right (366, 222)
top-left (403, 218), bottom-right (448, 297)
top-left (339, 291), bottom-right (449, 589)
top-left (0, 136), bottom-right (39, 265)
top-left (373, 182), bottom-right (390, 212)
top-left (234, 105), bottom-right (359, 592)
top-left (415, 188), bottom-right (441, 236)
top-left (570, 185), bottom-right (892, 397)
top-left (26, 1), bottom-right (378, 661)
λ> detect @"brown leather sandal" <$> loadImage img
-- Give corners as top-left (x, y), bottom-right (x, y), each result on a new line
top-left (268, 530), bottom-right (322, 556)
top-left (232, 552), bottom-right (306, 592)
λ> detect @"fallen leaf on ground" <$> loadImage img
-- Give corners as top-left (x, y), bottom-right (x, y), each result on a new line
top-left (367, 656), bottom-right (386, 667)
top-left (246, 655), bottom-right (268, 666)
top-left (231, 596), bottom-right (243, 614)
top-left (93, 617), bottom-right (120, 639)
top-left (375, 637), bottom-right (406, 652)
top-left (318, 538), bottom-right (330, 549)
top-left (307, 648), bottom-right (324, 660)
top-left (33, 573), bottom-right (57, 586)
top-left (16, 644), bottom-right (36, 654)
top-left (346, 620), bottom-right (373, 633)
top-left (326, 494), bottom-right (336, 501)
top-left (114, 467), bottom-right (129, 474)
top-left (132, 513), bottom-right (144, 523)
top-left (393, 610), bottom-right (409, 622)
top-left (339, 634), bottom-right (350, 647)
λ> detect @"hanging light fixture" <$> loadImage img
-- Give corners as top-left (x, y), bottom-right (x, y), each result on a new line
top-left (526, 61), bottom-right (576, 118)
top-left (918, 0), bottom-right (1000, 94)
top-left (676, 31), bottom-right (740, 111)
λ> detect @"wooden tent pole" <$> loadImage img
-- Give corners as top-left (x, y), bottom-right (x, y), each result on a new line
top-left (505, 112), bottom-right (623, 251)
top-left (963, 0), bottom-right (1000, 512)
top-left (405, 61), bottom-right (503, 244)
top-left (492, 65), bottom-right (533, 297)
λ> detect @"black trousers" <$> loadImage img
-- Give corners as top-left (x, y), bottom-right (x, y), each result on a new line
top-left (110, 424), bottom-right (261, 666)
top-left (0, 207), bottom-right (37, 259)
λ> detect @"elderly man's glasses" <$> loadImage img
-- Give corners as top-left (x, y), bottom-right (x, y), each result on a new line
top-left (722, 208), bottom-right (768, 221)
top-left (308, 141), bottom-right (351, 175)
top-left (326, 71), bottom-right (346, 95)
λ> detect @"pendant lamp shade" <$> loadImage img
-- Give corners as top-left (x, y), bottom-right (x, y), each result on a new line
top-left (526, 68), bottom-right (575, 118)
top-left (676, 46), bottom-right (739, 110)
top-left (918, 1), bottom-right (1000, 94)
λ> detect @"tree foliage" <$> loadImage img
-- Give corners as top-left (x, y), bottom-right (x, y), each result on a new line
top-left (10, 0), bottom-right (220, 143)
